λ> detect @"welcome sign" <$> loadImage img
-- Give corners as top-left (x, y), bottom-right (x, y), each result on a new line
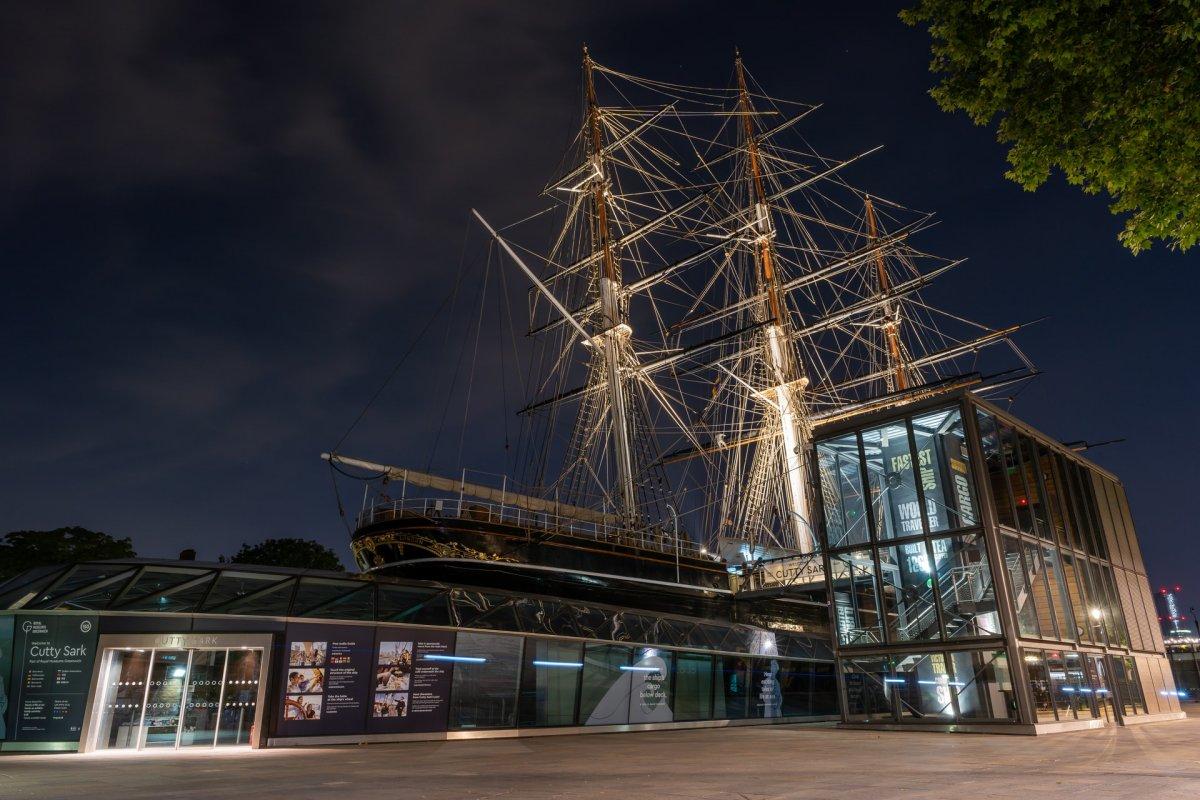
top-left (7, 614), bottom-right (98, 742)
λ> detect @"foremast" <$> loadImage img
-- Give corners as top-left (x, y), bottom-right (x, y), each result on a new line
top-left (582, 47), bottom-right (638, 520)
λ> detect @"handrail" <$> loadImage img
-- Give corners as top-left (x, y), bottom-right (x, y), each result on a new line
top-left (356, 497), bottom-right (718, 562)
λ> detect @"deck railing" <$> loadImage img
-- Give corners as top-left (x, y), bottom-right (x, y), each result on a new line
top-left (356, 496), bottom-right (716, 562)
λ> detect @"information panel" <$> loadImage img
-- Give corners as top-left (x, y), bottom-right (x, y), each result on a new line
top-left (367, 628), bottom-right (456, 734)
top-left (277, 622), bottom-right (374, 737)
top-left (8, 614), bottom-right (98, 742)
top-left (0, 615), bottom-right (13, 740)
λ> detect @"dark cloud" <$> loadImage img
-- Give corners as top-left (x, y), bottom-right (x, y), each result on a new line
top-left (1, 1), bottom-right (1196, 595)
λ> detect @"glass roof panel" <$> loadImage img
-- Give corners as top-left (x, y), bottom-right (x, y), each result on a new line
top-left (34, 565), bottom-right (136, 608)
top-left (121, 572), bottom-right (218, 613)
top-left (293, 578), bottom-right (375, 620)
top-left (201, 571), bottom-right (292, 612)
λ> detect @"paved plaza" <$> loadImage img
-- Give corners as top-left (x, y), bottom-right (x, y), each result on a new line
top-left (4, 711), bottom-right (1199, 800)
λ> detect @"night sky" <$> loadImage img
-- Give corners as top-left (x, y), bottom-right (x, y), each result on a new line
top-left (3, 2), bottom-right (1197, 598)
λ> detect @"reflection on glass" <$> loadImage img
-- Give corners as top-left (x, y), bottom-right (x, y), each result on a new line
top-left (94, 649), bottom-right (151, 750)
top-left (1053, 453), bottom-right (1086, 552)
top-left (1062, 651), bottom-right (1095, 719)
top-left (879, 543), bottom-right (940, 642)
top-left (949, 650), bottom-right (1013, 720)
top-left (1114, 657), bottom-right (1145, 716)
top-left (829, 550), bottom-right (882, 646)
top-left (180, 649), bottom-right (225, 747)
top-left (1045, 650), bottom-right (1084, 719)
top-left (673, 653), bottom-right (713, 722)
top-left (997, 422), bottom-right (1034, 534)
top-left (976, 411), bottom-right (1017, 529)
top-left (518, 639), bottom-right (582, 727)
top-left (448, 632), bottom-right (522, 729)
top-left (1059, 551), bottom-right (1093, 644)
top-left (142, 650), bottom-right (188, 747)
top-left (893, 652), bottom-right (956, 722)
top-left (861, 421), bottom-right (923, 540)
top-left (1084, 560), bottom-right (1113, 645)
top-left (1002, 536), bottom-right (1040, 638)
top-left (218, 649), bottom-right (261, 745)
top-left (1037, 444), bottom-right (1068, 544)
top-left (1087, 655), bottom-right (1116, 722)
top-left (816, 433), bottom-right (869, 548)
top-left (842, 657), bottom-right (894, 722)
top-left (910, 407), bottom-right (977, 532)
top-left (1023, 542), bottom-right (1060, 639)
top-left (1022, 650), bottom-right (1058, 722)
top-left (579, 644), bottom-right (631, 726)
top-left (1040, 546), bottom-right (1077, 642)
top-left (1075, 468), bottom-right (1109, 559)
top-left (934, 534), bottom-right (1001, 639)
top-left (715, 655), bottom-right (752, 720)
top-left (1097, 565), bottom-right (1130, 647)
top-left (1017, 434), bottom-right (1051, 539)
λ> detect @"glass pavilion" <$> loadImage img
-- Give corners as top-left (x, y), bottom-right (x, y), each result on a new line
top-left (814, 390), bottom-right (1182, 730)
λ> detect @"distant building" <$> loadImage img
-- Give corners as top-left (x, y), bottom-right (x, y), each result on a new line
top-left (1155, 586), bottom-right (1199, 699)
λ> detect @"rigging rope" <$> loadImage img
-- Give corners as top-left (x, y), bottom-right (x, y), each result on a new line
top-left (330, 277), bottom-right (459, 454)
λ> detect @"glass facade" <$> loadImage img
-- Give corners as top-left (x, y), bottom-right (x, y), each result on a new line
top-left (818, 406), bottom-right (1003, 654)
top-left (445, 636), bottom-right (835, 730)
top-left (817, 394), bottom-right (1181, 727)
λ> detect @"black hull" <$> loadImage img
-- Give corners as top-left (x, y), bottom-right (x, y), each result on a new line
top-left (351, 514), bottom-right (830, 637)
top-left (351, 513), bottom-right (728, 590)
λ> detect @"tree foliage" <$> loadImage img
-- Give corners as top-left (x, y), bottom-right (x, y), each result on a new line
top-left (901, 0), bottom-right (1200, 253)
top-left (228, 537), bottom-right (345, 572)
top-left (0, 527), bottom-right (136, 580)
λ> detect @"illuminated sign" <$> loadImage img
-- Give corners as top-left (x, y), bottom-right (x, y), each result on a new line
top-left (759, 556), bottom-right (825, 589)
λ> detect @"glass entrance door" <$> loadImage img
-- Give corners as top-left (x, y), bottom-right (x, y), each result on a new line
top-left (143, 650), bottom-right (188, 747)
top-left (93, 646), bottom-right (262, 750)
top-left (180, 650), bottom-right (226, 747)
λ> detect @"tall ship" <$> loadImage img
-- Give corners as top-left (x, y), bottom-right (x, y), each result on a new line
top-left (325, 49), bottom-right (1035, 624)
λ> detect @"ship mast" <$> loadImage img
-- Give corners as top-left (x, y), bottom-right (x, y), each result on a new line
top-left (583, 47), bottom-right (638, 519)
top-left (735, 53), bottom-right (814, 554)
top-left (865, 196), bottom-right (909, 392)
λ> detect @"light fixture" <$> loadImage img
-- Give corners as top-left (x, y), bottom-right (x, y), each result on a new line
top-left (1089, 607), bottom-right (1103, 621)
top-left (532, 660), bottom-right (583, 668)
top-left (422, 654), bottom-right (486, 664)
top-left (620, 665), bottom-right (659, 672)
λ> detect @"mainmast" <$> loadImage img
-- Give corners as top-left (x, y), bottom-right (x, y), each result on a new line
top-left (865, 196), bottom-right (909, 392)
top-left (735, 53), bottom-right (814, 554)
top-left (583, 47), bottom-right (638, 518)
